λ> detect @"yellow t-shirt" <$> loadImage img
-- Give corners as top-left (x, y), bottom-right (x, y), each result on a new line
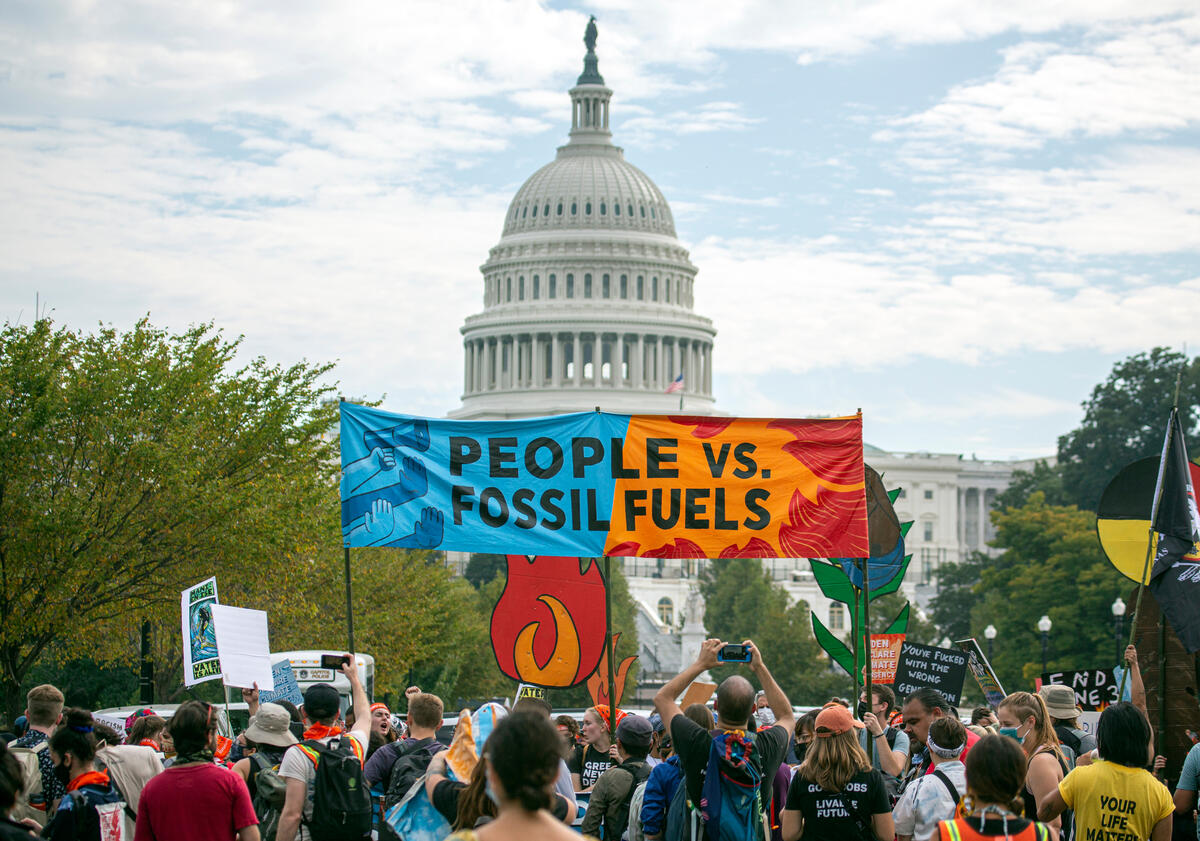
top-left (1058, 759), bottom-right (1172, 841)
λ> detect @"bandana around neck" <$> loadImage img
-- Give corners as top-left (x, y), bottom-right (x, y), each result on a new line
top-left (303, 722), bottom-right (344, 741)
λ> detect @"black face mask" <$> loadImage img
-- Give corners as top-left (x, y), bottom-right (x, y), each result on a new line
top-left (53, 761), bottom-right (71, 787)
top-left (794, 741), bottom-right (808, 762)
top-left (856, 700), bottom-right (870, 720)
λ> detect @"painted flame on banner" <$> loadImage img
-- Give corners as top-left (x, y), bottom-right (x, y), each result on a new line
top-left (491, 555), bottom-right (608, 688)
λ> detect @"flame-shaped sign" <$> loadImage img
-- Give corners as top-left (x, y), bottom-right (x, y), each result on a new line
top-left (587, 633), bottom-right (638, 708)
top-left (491, 555), bottom-right (608, 688)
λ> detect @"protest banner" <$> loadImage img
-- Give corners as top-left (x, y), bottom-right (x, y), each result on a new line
top-left (869, 634), bottom-right (905, 683)
top-left (1040, 667), bottom-right (1126, 711)
top-left (893, 642), bottom-right (968, 706)
top-left (513, 683), bottom-right (548, 707)
top-left (955, 638), bottom-right (1006, 709)
top-left (339, 404), bottom-right (868, 559)
top-left (212, 604), bottom-right (274, 691)
top-left (182, 577), bottom-right (221, 686)
top-left (259, 660), bottom-right (304, 707)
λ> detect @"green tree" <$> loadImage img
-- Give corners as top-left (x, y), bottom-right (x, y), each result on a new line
top-left (972, 493), bottom-right (1127, 689)
top-left (0, 318), bottom-right (338, 718)
top-left (993, 461), bottom-right (1067, 510)
top-left (701, 558), bottom-right (845, 705)
top-left (465, 553), bottom-right (506, 589)
top-left (926, 552), bottom-right (988, 643)
top-left (1057, 348), bottom-right (1199, 512)
top-left (869, 591), bottom-right (936, 643)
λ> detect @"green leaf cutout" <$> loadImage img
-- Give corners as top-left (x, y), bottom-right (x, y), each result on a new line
top-left (812, 610), bottom-right (854, 676)
top-left (809, 559), bottom-right (856, 605)
top-left (883, 602), bottom-right (911, 635)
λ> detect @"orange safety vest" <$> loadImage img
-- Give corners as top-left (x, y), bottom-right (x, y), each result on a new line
top-left (936, 817), bottom-right (1050, 841)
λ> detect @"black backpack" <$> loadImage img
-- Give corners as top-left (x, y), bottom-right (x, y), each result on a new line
top-left (607, 759), bottom-right (653, 841)
top-left (298, 736), bottom-right (372, 841)
top-left (383, 737), bottom-right (442, 809)
top-left (663, 775), bottom-right (700, 841)
top-left (250, 752), bottom-right (288, 841)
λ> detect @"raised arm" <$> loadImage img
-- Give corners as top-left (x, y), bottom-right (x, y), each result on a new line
top-left (747, 640), bottom-right (793, 736)
top-left (341, 655), bottom-right (371, 740)
top-left (654, 639), bottom-right (722, 724)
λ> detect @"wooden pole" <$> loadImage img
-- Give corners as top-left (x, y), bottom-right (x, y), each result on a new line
top-left (862, 557), bottom-right (874, 758)
top-left (604, 555), bottom-right (617, 734)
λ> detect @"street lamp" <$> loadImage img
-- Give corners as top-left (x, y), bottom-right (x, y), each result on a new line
top-left (1112, 597), bottom-right (1126, 663)
top-left (984, 624), bottom-right (997, 662)
top-left (1037, 615), bottom-right (1052, 674)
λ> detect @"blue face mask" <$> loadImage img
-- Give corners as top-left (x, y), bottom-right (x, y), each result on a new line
top-left (998, 726), bottom-right (1021, 742)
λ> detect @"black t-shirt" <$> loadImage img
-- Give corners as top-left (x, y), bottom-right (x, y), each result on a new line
top-left (669, 714), bottom-right (790, 808)
top-left (569, 743), bottom-right (612, 790)
top-left (784, 767), bottom-right (890, 841)
top-left (431, 778), bottom-right (465, 825)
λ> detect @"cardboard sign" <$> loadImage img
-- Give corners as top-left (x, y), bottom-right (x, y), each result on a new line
top-left (679, 680), bottom-right (717, 709)
top-left (181, 577), bottom-right (221, 686)
top-left (955, 638), bottom-right (1006, 709)
top-left (1040, 668), bottom-right (1124, 711)
top-left (893, 642), bottom-right (968, 706)
top-left (869, 634), bottom-right (905, 684)
top-left (259, 661), bottom-right (304, 707)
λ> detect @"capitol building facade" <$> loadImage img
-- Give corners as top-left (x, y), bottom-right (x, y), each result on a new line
top-left (450, 23), bottom-right (1043, 700)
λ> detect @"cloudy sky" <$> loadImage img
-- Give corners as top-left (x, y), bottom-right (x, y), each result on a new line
top-left (3, 1), bottom-right (1198, 459)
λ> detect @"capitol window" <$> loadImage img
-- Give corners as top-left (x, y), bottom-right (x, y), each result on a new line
top-left (651, 206), bottom-right (656, 219)
top-left (557, 203), bottom-right (563, 215)
top-left (533, 275), bottom-right (540, 298)
top-left (519, 276), bottom-right (525, 300)
top-left (531, 205), bottom-right (537, 217)
top-left (566, 274), bottom-right (574, 297)
top-left (620, 275), bottom-right (628, 297)
top-left (829, 603), bottom-right (845, 630)
top-left (665, 279), bottom-right (671, 303)
top-left (658, 597), bottom-right (674, 626)
top-left (602, 274), bottom-right (610, 297)
top-left (924, 521), bottom-right (934, 542)
top-left (543, 203), bottom-right (550, 216)
top-left (571, 202), bottom-right (577, 215)
top-left (600, 202), bottom-right (606, 215)
top-left (522, 206), bottom-right (527, 218)
top-left (584, 274), bottom-right (592, 297)
top-left (585, 202), bottom-right (592, 215)
top-left (614, 202), bottom-right (620, 216)
top-left (549, 274), bottom-right (556, 298)
top-left (637, 276), bottom-right (644, 299)
top-left (652, 277), bottom-right (658, 301)
top-left (640, 205), bottom-right (646, 217)
top-left (506, 277), bottom-right (512, 301)
top-left (628, 203), bottom-right (634, 217)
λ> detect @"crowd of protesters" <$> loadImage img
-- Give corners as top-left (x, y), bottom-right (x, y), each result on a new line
top-left (0, 637), bottom-right (1188, 841)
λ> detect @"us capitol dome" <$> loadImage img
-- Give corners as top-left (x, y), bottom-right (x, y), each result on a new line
top-left (452, 18), bottom-right (717, 419)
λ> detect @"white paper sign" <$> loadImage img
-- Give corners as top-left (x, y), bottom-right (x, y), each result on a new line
top-left (211, 604), bottom-right (275, 691)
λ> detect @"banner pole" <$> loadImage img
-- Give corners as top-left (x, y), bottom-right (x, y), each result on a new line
top-left (851, 585), bottom-right (861, 707)
top-left (862, 556), bottom-right (874, 758)
top-left (604, 555), bottom-right (617, 733)
top-left (1158, 612), bottom-right (1167, 758)
top-left (344, 546), bottom-right (355, 654)
top-left (1119, 407), bottom-right (1176, 698)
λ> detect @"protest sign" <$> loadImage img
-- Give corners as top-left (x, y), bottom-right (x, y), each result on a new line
top-left (679, 680), bottom-right (717, 709)
top-left (513, 683), bottom-right (548, 706)
top-left (211, 605), bottom-right (274, 691)
top-left (869, 634), bottom-right (905, 684)
top-left (893, 642), bottom-right (968, 706)
top-left (955, 638), bottom-right (1006, 709)
top-left (259, 660), bottom-right (303, 707)
top-left (339, 404), bottom-right (868, 559)
top-left (1040, 667), bottom-right (1123, 711)
top-left (182, 577), bottom-right (221, 686)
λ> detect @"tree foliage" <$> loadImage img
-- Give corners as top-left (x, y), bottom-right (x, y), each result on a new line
top-left (700, 558), bottom-right (845, 705)
top-left (0, 318), bottom-right (339, 716)
top-left (926, 553), bottom-right (988, 644)
top-left (970, 493), bottom-right (1127, 689)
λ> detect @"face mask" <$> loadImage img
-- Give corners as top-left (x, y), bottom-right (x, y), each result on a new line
top-left (53, 761), bottom-right (71, 787)
top-left (998, 726), bottom-right (1021, 743)
top-left (795, 742), bottom-right (808, 762)
top-left (855, 701), bottom-right (869, 719)
top-left (484, 778), bottom-right (499, 806)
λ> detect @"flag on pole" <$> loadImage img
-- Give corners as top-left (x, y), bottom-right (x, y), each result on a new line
top-left (1148, 409), bottom-right (1200, 651)
top-left (665, 372), bottom-right (683, 394)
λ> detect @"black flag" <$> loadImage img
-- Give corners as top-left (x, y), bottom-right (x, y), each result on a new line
top-left (1147, 410), bottom-right (1200, 652)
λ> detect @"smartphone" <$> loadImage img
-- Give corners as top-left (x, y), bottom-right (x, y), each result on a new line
top-left (717, 643), bottom-right (751, 663)
top-left (320, 654), bottom-right (351, 670)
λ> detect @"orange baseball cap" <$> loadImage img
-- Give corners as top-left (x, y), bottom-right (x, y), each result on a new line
top-left (815, 704), bottom-right (865, 737)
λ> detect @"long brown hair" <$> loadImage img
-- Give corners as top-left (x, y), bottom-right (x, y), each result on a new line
top-left (999, 691), bottom-right (1065, 766)
top-left (453, 756), bottom-right (497, 830)
top-left (797, 729), bottom-right (870, 792)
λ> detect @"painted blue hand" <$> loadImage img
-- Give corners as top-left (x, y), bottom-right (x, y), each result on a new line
top-left (383, 506), bottom-right (444, 549)
top-left (362, 498), bottom-right (398, 545)
top-left (341, 455), bottom-right (430, 529)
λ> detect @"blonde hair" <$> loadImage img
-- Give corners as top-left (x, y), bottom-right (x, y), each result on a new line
top-left (797, 729), bottom-right (871, 792)
top-left (25, 685), bottom-right (64, 728)
top-left (999, 691), bottom-right (1065, 766)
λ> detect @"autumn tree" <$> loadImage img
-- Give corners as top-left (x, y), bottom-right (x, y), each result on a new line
top-left (0, 317), bottom-right (340, 717)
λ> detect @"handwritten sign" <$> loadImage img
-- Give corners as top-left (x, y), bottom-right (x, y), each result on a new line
top-left (1040, 668), bottom-right (1122, 711)
top-left (893, 642), bottom-right (968, 706)
top-left (869, 634), bottom-right (905, 684)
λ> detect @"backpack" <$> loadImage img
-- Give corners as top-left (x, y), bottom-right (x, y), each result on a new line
top-left (250, 752), bottom-right (288, 841)
top-left (626, 778), bottom-right (649, 841)
top-left (931, 769), bottom-right (961, 805)
top-left (698, 730), bottom-right (766, 841)
top-left (663, 776), bottom-right (700, 841)
top-left (382, 737), bottom-right (441, 811)
top-left (11, 740), bottom-right (49, 826)
top-left (606, 759), bottom-right (652, 841)
top-left (297, 735), bottom-right (371, 841)
top-left (95, 744), bottom-right (163, 840)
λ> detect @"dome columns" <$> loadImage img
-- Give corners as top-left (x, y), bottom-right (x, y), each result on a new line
top-left (462, 330), bottom-right (713, 399)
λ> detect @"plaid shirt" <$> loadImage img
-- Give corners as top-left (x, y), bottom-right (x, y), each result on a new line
top-left (12, 729), bottom-right (66, 808)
